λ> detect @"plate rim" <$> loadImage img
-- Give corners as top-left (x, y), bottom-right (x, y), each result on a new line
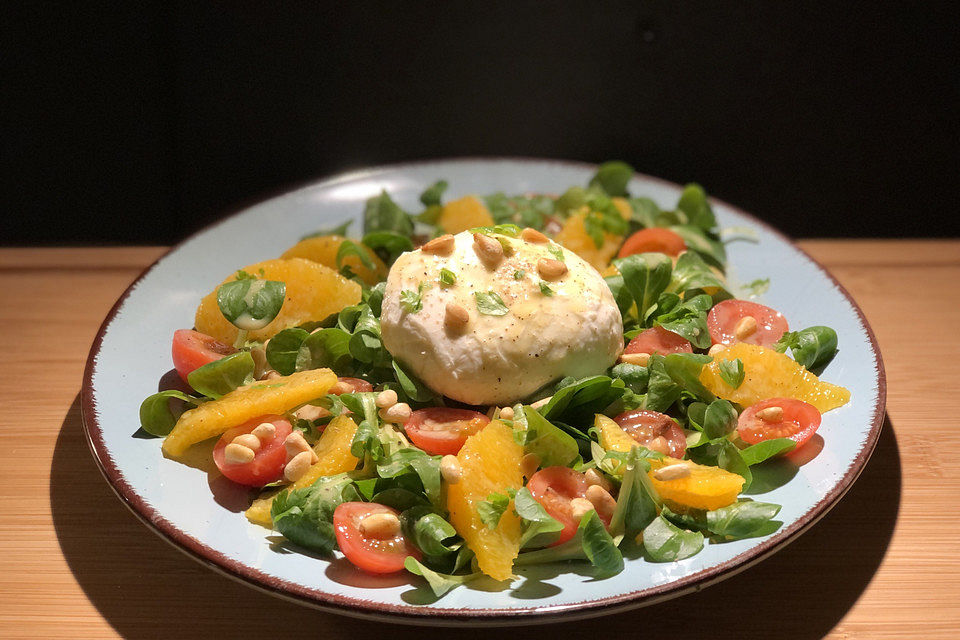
top-left (80, 156), bottom-right (887, 626)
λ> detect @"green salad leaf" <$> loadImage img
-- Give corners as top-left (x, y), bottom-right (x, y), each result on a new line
top-left (740, 438), bottom-right (796, 465)
top-left (613, 252), bottom-right (673, 323)
top-left (364, 190), bottom-right (413, 236)
top-left (138, 390), bottom-right (204, 436)
top-left (477, 491), bottom-right (513, 529)
top-left (295, 328), bottom-right (353, 373)
top-left (265, 327), bottom-right (310, 375)
top-left (271, 474), bottom-right (357, 554)
top-left (774, 326), bottom-right (839, 374)
top-left (589, 161), bottom-right (634, 197)
top-left (419, 180), bottom-right (448, 207)
top-left (514, 487), bottom-right (564, 549)
top-left (216, 278), bottom-right (286, 331)
top-left (186, 351), bottom-right (255, 399)
top-left (404, 556), bottom-right (480, 598)
top-left (676, 183), bottom-right (717, 231)
top-left (642, 515), bottom-right (704, 562)
top-left (516, 406), bottom-right (580, 468)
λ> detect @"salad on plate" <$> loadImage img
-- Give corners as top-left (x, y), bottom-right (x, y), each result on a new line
top-left (139, 162), bottom-right (850, 598)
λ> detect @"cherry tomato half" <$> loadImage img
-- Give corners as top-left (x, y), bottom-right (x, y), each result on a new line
top-left (212, 415), bottom-right (292, 487)
top-left (527, 467), bottom-right (595, 546)
top-left (333, 502), bottom-right (421, 574)
top-left (624, 326), bottom-right (693, 356)
top-left (737, 398), bottom-right (821, 449)
top-left (403, 408), bottom-right (490, 456)
top-left (707, 299), bottom-right (788, 348)
top-left (613, 409), bottom-right (687, 458)
top-left (171, 329), bottom-right (236, 385)
top-left (335, 377), bottom-right (373, 393)
top-left (617, 228), bottom-right (687, 258)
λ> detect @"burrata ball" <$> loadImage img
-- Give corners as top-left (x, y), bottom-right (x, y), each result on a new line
top-left (379, 228), bottom-right (623, 405)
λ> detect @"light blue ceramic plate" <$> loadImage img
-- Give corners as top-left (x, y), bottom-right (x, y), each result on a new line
top-left (82, 158), bottom-right (885, 625)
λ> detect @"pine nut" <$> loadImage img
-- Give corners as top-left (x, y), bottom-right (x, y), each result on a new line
top-left (284, 450), bottom-right (314, 482)
top-left (375, 389), bottom-right (398, 409)
top-left (232, 433), bottom-right (261, 452)
top-left (570, 497), bottom-right (595, 520)
top-left (584, 468), bottom-right (611, 491)
top-left (756, 406), bottom-right (784, 422)
top-left (530, 396), bottom-right (552, 410)
top-left (294, 404), bottom-right (329, 422)
top-left (537, 258), bottom-right (568, 280)
top-left (224, 443), bottom-right (255, 465)
top-left (359, 512), bottom-right (402, 539)
top-left (585, 484), bottom-right (617, 521)
top-left (251, 422), bottom-right (276, 441)
top-left (708, 343), bottom-right (726, 356)
top-left (653, 463), bottom-right (691, 481)
top-left (620, 352), bottom-right (650, 366)
top-left (262, 370), bottom-right (282, 380)
top-left (284, 431), bottom-right (312, 461)
top-left (521, 453), bottom-right (541, 478)
top-left (647, 435), bottom-right (669, 455)
top-left (472, 233), bottom-right (503, 265)
top-left (444, 302), bottom-right (469, 328)
top-left (422, 233), bottom-right (455, 255)
top-left (734, 316), bottom-right (758, 340)
top-left (440, 455), bottom-right (462, 484)
top-left (380, 402), bottom-right (412, 424)
top-left (498, 406), bottom-right (515, 420)
top-left (329, 380), bottom-right (352, 395)
top-left (521, 227), bottom-right (549, 243)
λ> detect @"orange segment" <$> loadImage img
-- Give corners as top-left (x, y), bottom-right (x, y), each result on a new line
top-left (439, 196), bottom-right (494, 234)
top-left (595, 414), bottom-right (638, 454)
top-left (649, 458), bottom-right (744, 511)
top-left (280, 235), bottom-right (387, 285)
top-left (700, 343), bottom-right (850, 412)
top-left (447, 421), bottom-right (523, 581)
top-left (162, 369), bottom-right (337, 457)
top-left (194, 258), bottom-right (361, 343)
top-left (554, 205), bottom-right (628, 272)
top-left (245, 414), bottom-right (360, 527)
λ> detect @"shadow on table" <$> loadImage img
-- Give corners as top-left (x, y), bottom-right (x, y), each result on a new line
top-left (52, 396), bottom-right (900, 639)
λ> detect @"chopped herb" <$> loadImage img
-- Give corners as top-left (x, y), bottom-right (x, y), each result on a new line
top-left (742, 278), bottom-right (770, 297)
top-left (548, 245), bottom-right (565, 261)
top-left (439, 268), bottom-right (457, 286)
top-left (400, 283), bottom-right (427, 313)
top-left (513, 269), bottom-right (525, 280)
top-left (539, 281), bottom-right (555, 296)
top-left (474, 291), bottom-right (509, 316)
top-left (717, 358), bottom-right (745, 389)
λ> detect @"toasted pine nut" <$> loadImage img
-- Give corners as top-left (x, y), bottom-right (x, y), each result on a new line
top-left (284, 450), bottom-right (314, 482)
top-left (653, 463), bottom-right (691, 481)
top-left (498, 406), bottom-right (515, 420)
top-left (359, 512), bottom-right (402, 539)
top-left (530, 396), bottom-right (552, 410)
top-left (708, 343), bottom-right (726, 356)
top-left (756, 406), bottom-right (784, 422)
top-left (472, 233), bottom-right (503, 265)
top-left (520, 453), bottom-right (541, 478)
top-left (294, 404), bottom-right (329, 422)
top-left (422, 233), bottom-right (455, 255)
top-left (251, 422), bottom-right (276, 441)
top-left (521, 227), bottom-right (549, 243)
top-left (444, 302), bottom-right (469, 328)
top-left (440, 455), bottom-right (462, 484)
top-left (620, 352), bottom-right (650, 366)
top-left (232, 433), bottom-right (261, 452)
top-left (734, 316), bottom-right (758, 340)
top-left (224, 443), bottom-right (255, 465)
top-left (262, 369), bottom-right (282, 380)
top-left (380, 402), bottom-right (412, 424)
top-left (375, 389), bottom-right (398, 409)
top-left (585, 484), bottom-right (617, 521)
top-left (570, 497), bottom-right (595, 520)
top-left (584, 468), bottom-right (611, 491)
top-left (537, 258), bottom-right (568, 281)
top-left (647, 435), bottom-right (669, 455)
top-left (284, 431), bottom-right (312, 461)
top-left (329, 380), bottom-right (352, 395)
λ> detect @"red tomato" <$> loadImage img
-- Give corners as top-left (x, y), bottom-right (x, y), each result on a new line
top-left (335, 377), bottom-right (373, 393)
top-left (707, 299), bottom-right (788, 348)
top-left (527, 467), bottom-right (603, 546)
top-left (613, 409), bottom-right (687, 458)
top-left (171, 329), bottom-right (237, 385)
top-left (618, 228), bottom-right (687, 258)
top-left (737, 398), bottom-right (821, 449)
top-left (403, 408), bottom-right (490, 456)
top-left (333, 502), bottom-right (420, 574)
top-left (624, 326), bottom-right (693, 356)
top-left (212, 415), bottom-right (292, 487)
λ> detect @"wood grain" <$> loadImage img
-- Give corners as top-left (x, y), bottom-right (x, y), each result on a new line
top-left (1, 242), bottom-right (957, 639)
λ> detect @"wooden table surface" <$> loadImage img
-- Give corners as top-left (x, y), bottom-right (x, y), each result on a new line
top-left (2, 241), bottom-right (959, 639)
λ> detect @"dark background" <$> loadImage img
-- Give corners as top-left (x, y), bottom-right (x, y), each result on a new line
top-left (2, 1), bottom-right (957, 245)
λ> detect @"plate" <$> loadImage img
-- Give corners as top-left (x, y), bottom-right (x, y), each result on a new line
top-left (81, 158), bottom-right (885, 625)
